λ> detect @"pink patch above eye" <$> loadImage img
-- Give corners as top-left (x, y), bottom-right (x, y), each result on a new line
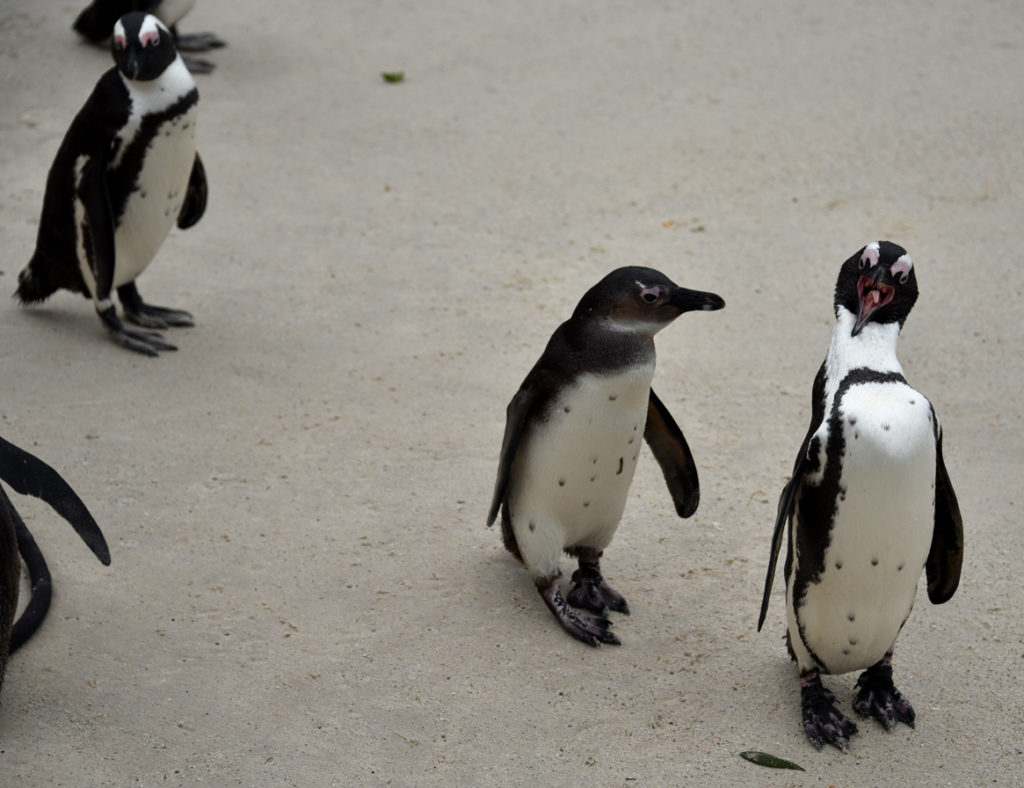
top-left (140, 31), bottom-right (160, 47)
top-left (114, 35), bottom-right (127, 48)
top-left (891, 255), bottom-right (913, 283)
top-left (860, 245), bottom-right (880, 268)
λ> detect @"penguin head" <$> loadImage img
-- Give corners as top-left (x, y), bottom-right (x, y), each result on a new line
top-left (573, 266), bottom-right (725, 335)
top-left (111, 13), bottom-right (177, 82)
top-left (835, 241), bottom-right (919, 337)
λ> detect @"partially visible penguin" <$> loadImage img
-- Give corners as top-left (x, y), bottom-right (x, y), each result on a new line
top-left (17, 12), bottom-right (207, 357)
top-left (488, 267), bottom-right (724, 645)
top-left (74, 0), bottom-right (225, 74)
top-left (0, 435), bottom-right (110, 697)
top-left (758, 242), bottom-right (963, 750)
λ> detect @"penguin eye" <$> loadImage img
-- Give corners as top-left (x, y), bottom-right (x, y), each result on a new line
top-left (140, 31), bottom-right (160, 47)
top-left (640, 287), bottom-right (660, 304)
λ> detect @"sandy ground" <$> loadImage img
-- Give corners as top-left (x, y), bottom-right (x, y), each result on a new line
top-left (0, 1), bottom-right (1022, 785)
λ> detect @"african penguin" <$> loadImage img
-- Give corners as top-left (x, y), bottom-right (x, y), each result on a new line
top-left (17, 12), bottom-right (207, 356)
top-left (74, 1), bottom-right (225, 74)
top-left (758, 241), bottom-right (963, 750)
top-left (0, 435), bottom-right (109, 698)
top-left (488, 267), bottom-right (725, 646)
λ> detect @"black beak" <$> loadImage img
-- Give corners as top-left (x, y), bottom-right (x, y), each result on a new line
top-left (670, 287), bottom-right (726, 314)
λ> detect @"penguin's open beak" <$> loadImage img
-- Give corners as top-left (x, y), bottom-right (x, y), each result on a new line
top-left (853, 268), bottom-right (895, 336)
top-left (670, 287), bottom-right (725, 314)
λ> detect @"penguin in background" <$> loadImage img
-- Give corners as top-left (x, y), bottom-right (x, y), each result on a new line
top-left (758, 242), bottom-right (963, 750)
top-left (74, 0), bottom-right (225, 74)
top-left (17, 12), bottom-right (207, 357)
top-left (0, 435), bottom-right (110, 697)
top-left (488, 267), bottom-right (725, 646)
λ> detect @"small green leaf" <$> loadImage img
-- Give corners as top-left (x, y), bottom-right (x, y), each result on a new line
top-left (738, 751), bottom-right (805, 770)
top-left (381, 71), bottom-right (405, 83)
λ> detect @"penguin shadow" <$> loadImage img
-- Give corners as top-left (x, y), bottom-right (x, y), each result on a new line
top-left (14, 303), bottom-right (190, 356)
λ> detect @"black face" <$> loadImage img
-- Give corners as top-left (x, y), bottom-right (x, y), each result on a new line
top-left (834, 241), bottom-right (919, 336)
top-left (572, 266), bottom-right (725, 331)
top-left (111, 12), bottom-right (177, 81)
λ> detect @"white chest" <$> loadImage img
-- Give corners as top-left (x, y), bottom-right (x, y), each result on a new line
top-left (794, 381), bottom-right (937, 673)
top-left (511, 363), bottom-right (655, 550)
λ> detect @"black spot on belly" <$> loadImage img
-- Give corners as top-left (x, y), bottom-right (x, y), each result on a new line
top-left (591, 456), bottom-right (598, 465)
top-left (834, 560), bottom-right (843, 570)
top-left (848, 638), bottom-right (857, 646)
top-left (558, 478), bottom-right (566, 487)
top-left (528, 520), bottom-right (536, 532)
top-left (633, 424), bottom-right (638, 432)
top-left (847, 612), bottom-right (855, 622)
top-left (627, 436), bottom-right (634, 445)
top-left (909, 399), bottom-right (916, 405)
top-left (848, 416), bottom-right (857, 426)
top-left (589, 475), bottom-right (596, 483)
top-left (617, 457), bottom-right (623, 475)
top-left (881, 423), bottom-right (891, 431)
top-left (140, 190), bottom-right (147, 199)
top-left (871, 557), bottom-right (879, 566)
top-left (854, 431), bottom-right (859, 440)
top-left (582, 501), bottom-right (590, 508)
top-left (842, 648), bottom-right (850, 656)
top-left (563, 406), bottom-right (571, 413)
top-left (608, 394), bottom-right (617, 401)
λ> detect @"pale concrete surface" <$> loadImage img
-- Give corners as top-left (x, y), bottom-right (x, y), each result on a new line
top-left (0, 1), bottom-right (1021, 785)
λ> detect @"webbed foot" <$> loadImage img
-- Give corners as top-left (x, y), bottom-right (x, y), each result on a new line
top-left (537, 576), bottom-right (620, 647)
top-left (567, 560), bottom-right (630, 615)
top-left (801, 671), bottom-right (858, 751)
top-left (117, 283), bottom-right (194, 329)
top-left (853, 656), bottom-right (916, 731)
top-left (99, 306), bottom-right (177, 356)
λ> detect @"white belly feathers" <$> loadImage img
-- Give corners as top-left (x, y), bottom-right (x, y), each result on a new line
top-left (510, 362), bottom-right (655, 576)
top-left (793, 381), bottom-right (937, 674)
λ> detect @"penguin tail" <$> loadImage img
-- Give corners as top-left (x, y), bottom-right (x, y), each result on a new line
top-left (14, 255), bottom-right (58, 305)
top-left (8, 512), bottom-right (53, 653)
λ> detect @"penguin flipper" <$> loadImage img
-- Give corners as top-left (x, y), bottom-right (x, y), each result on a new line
top-left (759, 363), bottom-right (827, 631)
top-left (758, 467), bottom-right (802, 631)
top-left (643, 388), bottom-right (699, 518)
top-left (177, 153), bottom-right (208, 229)
top-left (926, 427), bottom-right (963, 604)
top-left (6, 489), bottom-right (52, 652)
top-left (487, 386), bottom-right (539, 526)
top-left (0, 436), bottom-right (110, 566)
top-left (78, 154), bottom-right (117, 302)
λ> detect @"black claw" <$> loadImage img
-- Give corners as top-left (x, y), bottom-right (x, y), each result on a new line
top-left (853, 659), bottom-right (916, 731)
top-left (568, 561), bottom-right (629, 615)
top-left (538, 577), bottom-right (622, 646)
top-left (800, 672), bottom-right (858, 751)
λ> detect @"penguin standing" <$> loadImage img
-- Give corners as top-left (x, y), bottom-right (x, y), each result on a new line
top-left (0, 435), bottom-right (110, 697)
top-left (758, 242), bottom-right (963, 750)
top-left (74, 1), bottom-right (225, 74)
top-left (16, 12), bottom-right (207, 357)
top-left (488, 267), bottom-right (724, 645)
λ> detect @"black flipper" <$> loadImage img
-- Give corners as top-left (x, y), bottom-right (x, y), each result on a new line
top-left (487, 387), bottom-right (540, 527)
top-left (177, 152), bottom-right (208, 229)
top-left (758, 363), bottom-right (827, 631)
top-left (0, 436), bottom-right (110, 566)
top-left (643, 388), bottom-right (700, 518)
top-left (7, 492), bottom-right (52, 653)
top-left (926, 424), bottom-right (963, 604)
top-left (77, 153), bottom-right (118, 302)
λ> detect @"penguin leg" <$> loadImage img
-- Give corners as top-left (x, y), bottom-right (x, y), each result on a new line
top-left (565, 549), bottom-right (630, 615)
top-left (852, 654), bottom-right (916, 730)
top-left (118, 282), bottom-right (195, 329)
top-left (98, 305), bottom-right (178, 356)
top-left (800, 670), bottom-right (858, 751)
top-left (536, 575), bottom-right (620, 647)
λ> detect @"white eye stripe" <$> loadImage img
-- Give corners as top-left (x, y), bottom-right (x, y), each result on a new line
top-left (859, 242), bottom-right (880, 269)
top-left (891, 254), bottom-right (913, 283)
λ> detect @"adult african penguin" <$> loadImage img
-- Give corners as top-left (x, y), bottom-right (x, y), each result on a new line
top-left (758, 241), bottom-right (964, 750)
top-left (488, 267), bottom-right (725, 646)
top-left (16, 12), bottom-right (207, 357)
top-left (74, 0), bottom-right (225, 74)
top-left (0, 435), bottom-right (110, 698)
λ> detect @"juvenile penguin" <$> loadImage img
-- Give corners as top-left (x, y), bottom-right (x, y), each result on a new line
top-left (0, 435), bottom-right (110, 697)
top-left (488, 267), bottom-right (724, 645)
top-left (16, 12), bottom-right (207, 356)
top-left (74, 0), bottom-right (225, 74)
top-left (758, 242), bottom-right (963, 750)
